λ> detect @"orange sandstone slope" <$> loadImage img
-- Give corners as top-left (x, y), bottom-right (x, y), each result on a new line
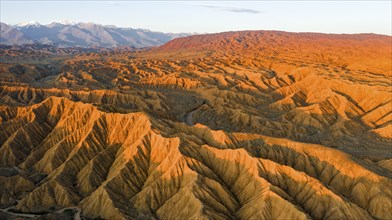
top-left (0, 31), bottom-right (392, 219)
top-left (0, 97), bottom-right (391, 220)
top-left (158, 31), bottom-right (391, 75)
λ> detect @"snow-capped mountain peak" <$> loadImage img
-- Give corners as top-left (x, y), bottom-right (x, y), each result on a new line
top-left (2, 21), bottom-right (194, 48)
top-left (48, 20), bottom-right (77, 27)
top-left (58, 20), bottom-right (77, 25)
top-left (16, 21), bottom-right (41, 27)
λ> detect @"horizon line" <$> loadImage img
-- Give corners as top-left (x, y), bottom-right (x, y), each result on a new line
top-left (2, 20), bottom-right (391, 36)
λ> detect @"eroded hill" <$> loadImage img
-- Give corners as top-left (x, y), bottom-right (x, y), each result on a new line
top-left (0, 31), bottom-right (391, 219)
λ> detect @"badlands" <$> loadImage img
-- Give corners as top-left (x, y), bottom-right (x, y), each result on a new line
top-left (0, 31), bottom-right (391, 219)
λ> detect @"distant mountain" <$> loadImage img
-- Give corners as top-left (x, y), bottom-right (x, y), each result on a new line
top-left (0, 23), bottom-right (33, 45)
top-left (0, 21), bottom-right (192, 48)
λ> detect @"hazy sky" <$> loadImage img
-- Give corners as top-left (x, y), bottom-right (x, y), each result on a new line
top-left (1, 1), bottom-right (391, 35)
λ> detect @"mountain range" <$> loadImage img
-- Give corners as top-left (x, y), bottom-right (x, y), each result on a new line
top-left (0, 21), bottom-right (192, 48)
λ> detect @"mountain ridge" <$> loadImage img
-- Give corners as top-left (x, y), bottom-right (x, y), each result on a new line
top-left (0, 21), bottom-right (192, 48)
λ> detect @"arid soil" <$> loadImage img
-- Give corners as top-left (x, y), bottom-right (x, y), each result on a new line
top-left (0, 31), bottom-right (391, 219)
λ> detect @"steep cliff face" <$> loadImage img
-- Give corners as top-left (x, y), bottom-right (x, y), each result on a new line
top-left (0, 31), bottom-right (391, 219)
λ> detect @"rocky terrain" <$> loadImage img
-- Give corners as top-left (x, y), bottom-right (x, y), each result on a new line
top-left (0, 30), bottom-right (391, 219)
top-left (0, 22), bottom-right (191, 48)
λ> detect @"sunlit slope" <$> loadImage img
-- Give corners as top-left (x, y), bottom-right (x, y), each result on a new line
top-left (0, 30), bottom-right (391, 219)
top-left (0, 97), bottom-right (391, 219)
top-left (158, 31), bottom-right (391, 75)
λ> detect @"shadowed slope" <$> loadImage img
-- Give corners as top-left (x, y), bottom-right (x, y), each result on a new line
top-left (0, 97), bottom-right (391, 219)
